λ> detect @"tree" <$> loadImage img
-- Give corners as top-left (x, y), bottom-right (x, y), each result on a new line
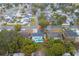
top-left (44, 39), bottom-right (76, 56)
top-left (39, 13), bottom-right (49, 28)
top-left (73, 4), bottom-right (79, 9)
top-left (0, 30), bottom-right (19, 55)
top-left (0, 30), bottom-right (39, 56)
top-left (14, 24), bottom-right (21, 31)
top-left (44, 39), bottom-right (66, 56)
top-left (31, 17), bottom-right (36, 26)
top-left (39, 19), bottom-right (49, 28)
top-left (62, 6), bottom-right (74, 13)
top-left (20, 39), bottom-right (39, 56)
top-left (47, 43), bottom-right (65, 56)
top-left (53, 13), bottom-right (67, 25)
top-left (65, 42), bottom-right (76, 56)
top-left (75, 18), bottom-right (79, 25)
top-left (32, 4), bottom-right (48, 11)
top-left (0, 30), bottom-right (26, 55)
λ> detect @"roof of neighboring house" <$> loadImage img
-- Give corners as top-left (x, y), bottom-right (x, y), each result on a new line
top-left (70, 25), bottom-right (78, 28)
top-left (47, 31), bottom-right (62, 38)
top-left (76, 25), bottom-right (79, 29)
top-left (46, 25), bottom-right (62, 33)
top-left (21, 26), bottom-right (32, 31)
top-left (46, 26), bottom-right (62, 38)
top-left (63, 30), bottom-right (78, 38)
top-left (19, 31), bottom-right (31, 38)
top-left (46, 25), bottom-right (62, 31)
top-left (21, 26), bottom-right (33, 34)
top-left (2, 26), bottom-right (14, 30)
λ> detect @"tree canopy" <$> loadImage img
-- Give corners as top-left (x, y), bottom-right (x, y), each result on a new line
top-left (14, 24), bottom-right (21, 31)
top-left (43, 39), bottom-right (76, 56)
top-left (43, 39), bottom-right (65, 56)
top-left (53, 13), bottom-right (67, 25)
top-left (0, 30), bottom-right (39, 56)
top-left (39, 13), bottom-right (49, 28)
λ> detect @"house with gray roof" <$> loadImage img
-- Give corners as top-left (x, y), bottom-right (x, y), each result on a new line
top-left (2, 26), bottom-right (15, 31)
top-left (0, 26), bottom-right (14, 31)
top-left (63, 30), bottom-right (79, 42)
top-left (46, 25), bottom-right (63, 40)
top-left (46, 25), bottom-right (62, 31)
top-left (19, 31), bottom-right (31, 39)
top-left (47, 31), bottom-right (62, 40)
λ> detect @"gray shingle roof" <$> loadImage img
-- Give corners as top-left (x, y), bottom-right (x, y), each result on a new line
top-left (19, 31), bottom-right (31, 38)
top-left (0, 26), bottom-right (14, 30)
top-left (64, 30), bottom-right (78, 38)
top-left (47, 31), bottom-right (62, 38)
top-left (46, 25), bottom-right (62, 30)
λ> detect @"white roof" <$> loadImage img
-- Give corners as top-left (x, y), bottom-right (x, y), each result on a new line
top-left (5, 15), bottom-right (12, 19)
top-left (74, 9), bottom-right (79, 13)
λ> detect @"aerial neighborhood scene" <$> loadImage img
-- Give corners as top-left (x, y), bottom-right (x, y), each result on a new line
top-left (0, 3), bottom-right (79, 56)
